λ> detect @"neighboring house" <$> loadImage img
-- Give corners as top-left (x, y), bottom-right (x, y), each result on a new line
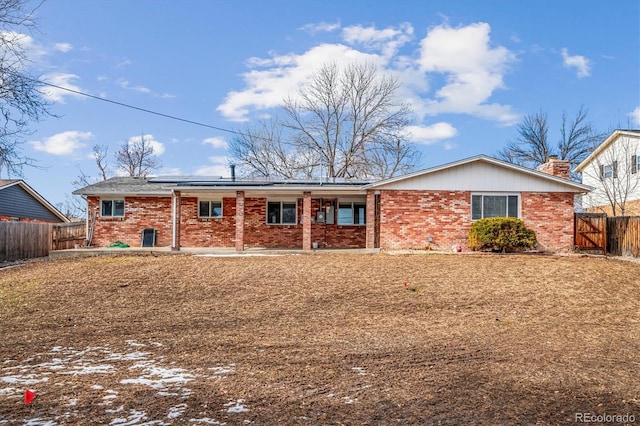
top-left (73, 155), bottom-right (590, 252)
top-left (0, 179), bottom-right (69, 223)
top-left (574, 129), bottom-right (640, 216)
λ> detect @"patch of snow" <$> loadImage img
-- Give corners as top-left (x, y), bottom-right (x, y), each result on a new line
top-left (225, 399), bottom-right (250, 413)
top-left (104, 351), bottom-right (150, 361)
top-left (105, 405), bottom-right (125, 414)
top-left (126, 340), bottom-right (146, 347)
top-left (0, 387), bottom-right (16, 395)
top-left (109, 409), bottom-right (148, 425)
top-left (91, 384), bottom-right (104, 390)
top-left (189, 419), bottom-right (225, 425)
top-left (343, 396), bottom-right (357, 404)
top-left (351, 367), bottom-right (366, 376)
top-left (0, 374), bottom-right (48, 385)
top-left (59, 364), bottom-right (116, 375)
top-left (23, 419), bottom-right (56, 426)
top-left (207, 364), bottom-right (235, 378)
top-left (167, 403), bottom-right (187, 419)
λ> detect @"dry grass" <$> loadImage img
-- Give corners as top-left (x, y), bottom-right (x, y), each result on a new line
top-left (0, 252), bottom-right (639, 424)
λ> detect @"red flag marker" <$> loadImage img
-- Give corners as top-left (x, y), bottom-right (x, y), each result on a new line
top-left (24, 389), bottom-right (35, 404)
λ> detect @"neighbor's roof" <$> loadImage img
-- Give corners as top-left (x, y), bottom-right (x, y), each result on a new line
top-left (0, 179), bottom-right (70, 222)
top-left (363, 155), bottom-right (592, 192)
top-left (574, 129), bottom-right (640, 173)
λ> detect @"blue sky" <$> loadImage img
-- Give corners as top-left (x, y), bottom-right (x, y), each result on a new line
top-left (11, 0), bottom-right (640, 208)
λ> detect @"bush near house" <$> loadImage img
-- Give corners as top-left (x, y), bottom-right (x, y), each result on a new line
top-left (468, 217), bottom-right (537, 253)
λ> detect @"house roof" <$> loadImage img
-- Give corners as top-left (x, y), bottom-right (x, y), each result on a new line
top-left (72, 176), bottom-right (372, 197)
top-left (73, 155), bottom-right (591, 197)
top-left (0, 179), bottom-right (70, 222)
top-left (574, 129), bottom-right (640, 173)
top-left (363, 155), bottom-right (592, 192)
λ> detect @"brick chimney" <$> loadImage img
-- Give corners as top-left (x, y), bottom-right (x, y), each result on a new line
top-left (537, 156), bottom-right (571, 180)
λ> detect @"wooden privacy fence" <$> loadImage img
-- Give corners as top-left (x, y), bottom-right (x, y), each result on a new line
top-left (607, 216), bottom-right (640, 257)
top-left (52, 222), bottom-right (86, 250)
top-left (0, 221), bottom-right (86, 262)
top-left (574, 213), bottom-right (607, 254)
top-left (0, 221), bottom-right (52, 262)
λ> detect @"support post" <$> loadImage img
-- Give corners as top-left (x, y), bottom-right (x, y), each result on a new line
top-left (303, 192), bottom-right (312, 250)
top-left (235, 191), bottom-right (245, 252)
top-left (366, 190), bottom-right (376, 249)
top-left (171, 190), bottom-right (181, 251)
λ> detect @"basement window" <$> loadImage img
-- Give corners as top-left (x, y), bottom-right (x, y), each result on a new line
top-left (338, 202), bottom-right (366, 225)
top-left (267, 201), bottom-right (297, 225)
top-left (101, 199), bottom-right (125, 217)
top-left (199, 200), bottom-right (222, 218)
top-left (471, 194), bottom-right (518, 220)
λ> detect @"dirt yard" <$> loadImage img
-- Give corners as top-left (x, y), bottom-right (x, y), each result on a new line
top-left (0, 252), bottom-right (638, 425)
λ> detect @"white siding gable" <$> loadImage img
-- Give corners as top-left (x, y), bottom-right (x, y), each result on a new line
top-left (374, 160), bottom-right (582, 192)
top-left (580, 133), bottom-right (640, 209)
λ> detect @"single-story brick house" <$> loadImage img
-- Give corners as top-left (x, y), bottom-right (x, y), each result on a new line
top-left (74, 155), bottom-right (590, 252)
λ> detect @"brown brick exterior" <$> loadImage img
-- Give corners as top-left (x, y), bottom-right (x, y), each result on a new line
top-left (0, 215), bottom-right (58, 224)
top-left (377, 190), bottom-right (575, 252)
top-left (88, 189), bottom-right (574, 252)
top-left (537, 158), bottom-right (571, 180)
top-left (88, 195), bottom-right (365, 249)
top-left (520, 192), bottom-right (575, 251)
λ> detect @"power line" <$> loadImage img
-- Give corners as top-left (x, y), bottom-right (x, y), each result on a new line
top-left (38, 78), bottom-right (251, 138)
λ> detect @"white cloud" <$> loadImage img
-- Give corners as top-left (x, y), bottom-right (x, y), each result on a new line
top-left (561, 48), bottom-right (591, 78)
top-left (342, 23), bottom-right (413, 58)
top-left (417, 22), bottom-right (518, 124)
top-left (41, 73), bottom-right (85, 103)
top-left (193, 156), bottom-right (230, 176)
top-left (217, 21), bottom-right (518, 125)
top-left (31, 131), bottom-right (93, 155)
top-left (217, 43), bottom-right (382, 121)
top-left (54, 42), bottom-right (73, 53)
top-left (630, 107), bottom-right (640, 126)
top-left (115, 58), bottom-right (132, 68)
top-left (202, 137), bottom-right (228, 149)
top-left (117, 79), bottom-right (151, 94)
top-left (126, 134), bottom-right (165, 155)
top-left (299, 21), bottom-right (341, 34)
top-left (406, 122), bottom-right (457, 145)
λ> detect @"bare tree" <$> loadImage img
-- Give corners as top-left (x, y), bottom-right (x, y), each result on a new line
top-left (0, 0), bottom-right (50, 177)
top-left (229, 118), bottom-right (318, 178)
top-left (115, 134), bottom-right (161, 178)
top-left (582, 138), bottom-right (640, 216)
top-left (230, 62), bottom-right (418, 180)
top-left (498, 106), bottom-right (605, 179)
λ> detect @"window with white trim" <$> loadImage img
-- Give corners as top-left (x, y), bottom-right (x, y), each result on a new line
top-left (471, 194), bottom-right (518, 220)
top-left (267, 201), bottom-right (297, 224)
top-left (198, 200), bottom-right (222, 218)
top-left (338, 202), bottom-right (366, 225)
top-left (101, 199), bottom-right (125, 217)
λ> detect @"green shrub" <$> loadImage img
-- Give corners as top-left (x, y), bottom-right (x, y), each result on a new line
top-left (468, 217), bottom-right (537, 253)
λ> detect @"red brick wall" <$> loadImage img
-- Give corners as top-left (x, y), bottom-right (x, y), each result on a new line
top-left (379, 190), bottom-right (575, 252)
top-left (179, 197), bottom-right (236, 247)
top-left (87, 196), bottom-right (173, 247)
top-left (88, 195), bottom-right (366, 249)
top-left (521, 192), bottom-right (575, 251)
top-left (0, 215), bottom-right (58, 224)
top-left (379, 190), bottom-right (472, 251)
